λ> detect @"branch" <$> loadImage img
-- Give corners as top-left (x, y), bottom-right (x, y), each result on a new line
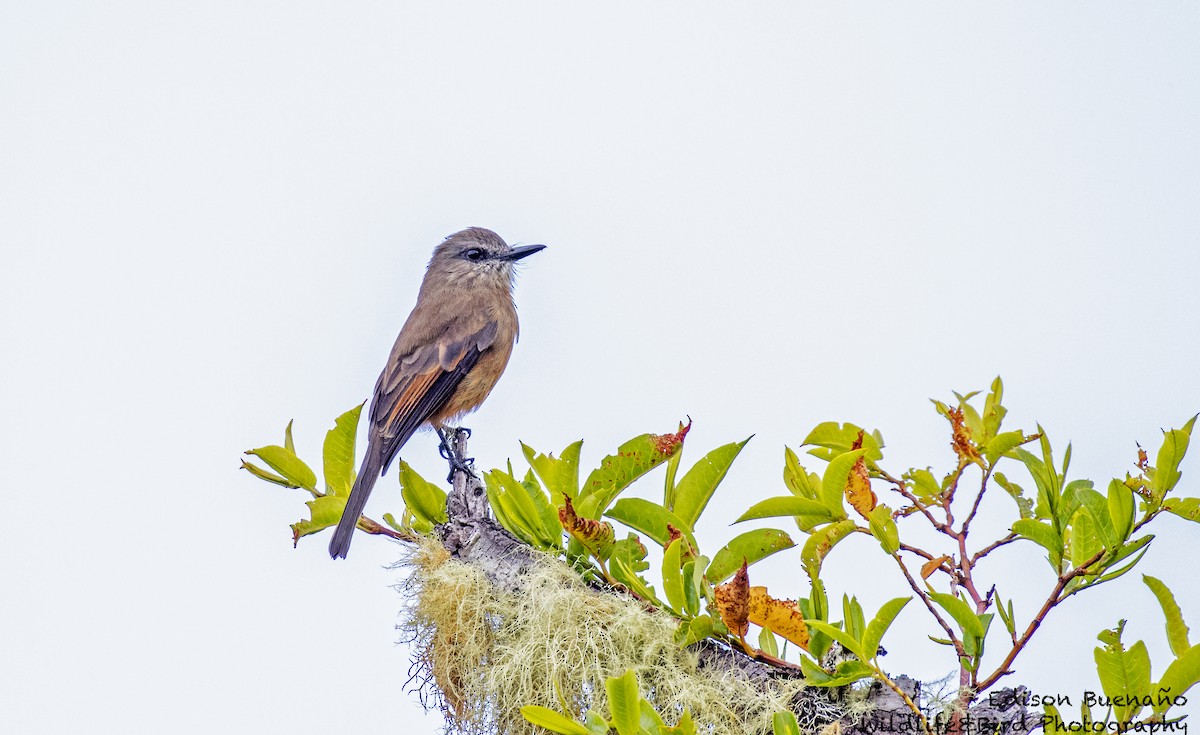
top-left (974, 551), bottom-right (1105, 692)
top-left (891, 553), bottom-right (967, 660)
top-left (971, 533), bottom-right (1018, 564)
top-left (960, 466), bottom-right (995, 536)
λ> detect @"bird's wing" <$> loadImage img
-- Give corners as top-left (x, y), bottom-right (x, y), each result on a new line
top-left (369, 317), bottom-right (501, 475)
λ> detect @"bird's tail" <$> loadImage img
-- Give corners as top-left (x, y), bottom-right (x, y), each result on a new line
top-left (328, 452), bottom-right (384, 559)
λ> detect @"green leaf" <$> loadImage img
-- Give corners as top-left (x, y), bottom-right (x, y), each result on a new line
top-left (867, 504), bottom-right (900, 554)
top-left (1163, 497), bottom-right (1200, 523)
top-left (485, 474), bottom-right (522, 541)
top-left (662, 539), bottom-right (687, 614)
top-left (1058, 479), bottom-right (1092, 536)
top-left (291, 494), bottom-right (347, 541)
top-left (819, 449), bottom-right (868, 518)
top-left (1012, 518), bottom-right (1063, 571)
top-left (861, 597), bottom-right (911, 661)
top-left (605, 670), bottom-right (640, 735)
top-left (674, 614), bottom-right (714, 647)
top-left (639, 699), bottom-right (664, 732)
top-left (1154, 428), bottom-right (1191, 497)
top-left (803, 619), bottom-right (866, 661)
top-left (609, 535), bottom-right (659, 605)
top-left (672, 438), bottom-right (751, 527)
top-left (1068, 509), bottom-right (1104, 569)
top-left (1154, 644), bottom-right (1200, 715)
top-left (783, 447), bottom-right (821, 501)
top-left (929, 591), bottom-right (986, 641)
top-left (736, 496), bottom-right (835, 524)
top-left (579, 431), bottom-right (682, 518)
top-left (1074, 486), bottom-right (1116, 549)
top-left (605, 498), bottom-right (696, 550)
top-left (522, 439), bottom-right (582, 502)
top-left (583, 711), bottom-right (609, 735)
top-left (1144, 575), bottom-right (1191, 657)
top-left (843, 595), bottom-right (866, 642)
top-left (802, 422), bottom-right (884, 463)
top-left (486, 470), bottom-right (557, 547)
top-left (398, 460), bottom-right (447, 525)
top-left (284, 419), bottom-right (296, 453)
top-left (904, 468), bottom-right (942, 501)
top-left (825, 659), bottom-right (877, 686)
top-left (1108, 479), bottom-right (1136, 542)
top-left (240, 460), bottom-right (300, 489)
top-left (985, 431), bottom-right (1030, 467)
top-left (522, 470), bottom-right (563, 550)
top-left (1094, 638), bottom-right (1151, 723)
top-left (1017, 433), bottom-right (1061, 523)
top-left (707, 529), bottom-right (795, 584)
top-left (322, 404), bottom-right (363, 497)
top-left (520, 706), bottom-right (591, 735)
top-left (956, 390), bottom-right (984, 437)
top-left (995, 592), bottom-right (1015, 637)
top-left (674, 709), bottom-right (698, 735)
top-left (682, 559), bottom-right (701, 616)
top-left (993, 472), bottom-right (1034, 519)
top-left (758, 625), bottom-right (779, 658)
top-left (245, 445), bottom-right (317, 491)
top-left (772, 711), bottom-right (802, 735)
top-left (981, 376), bottom-right (1007, 443)
top-left (800, 654), bottom-right (834, 685)
top-left (801, 520), bottom-right (857, 576)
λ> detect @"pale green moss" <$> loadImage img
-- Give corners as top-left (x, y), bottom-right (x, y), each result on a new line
top-left (400, 542), bottom-right (826, 735)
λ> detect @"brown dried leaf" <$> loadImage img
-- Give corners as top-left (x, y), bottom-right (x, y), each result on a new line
top-left (713, 561), bottom-right (750, 638)
top-left (949, 406), bottom-right (982, 463)
top-left (920, 555), bottom-right (952, 580)
top-left (748, 586), bottom-right (810, 651)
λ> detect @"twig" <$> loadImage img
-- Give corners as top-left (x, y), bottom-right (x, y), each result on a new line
top-left (974, 550), bottom-right (1105, 691)
top-left (960, 467), bottom-right (995, 536)
top-left (891, 553), bottom-right (967, 659)
top-left (971, 533), bottom-right (1018, 564)
top-left (358, 517), bottom-right (420, 543)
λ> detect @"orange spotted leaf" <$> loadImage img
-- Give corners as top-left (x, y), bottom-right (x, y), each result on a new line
top-left (714, 561), bottom-right (751, 638)
top-left (844, 454), bottom-right (877, 517)
top-left (748, 586), bottom-right (810, 651)
top-left (559, 495), bottom-right (615, 558)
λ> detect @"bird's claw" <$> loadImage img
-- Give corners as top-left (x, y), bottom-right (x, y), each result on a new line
top-left (437, 426), bottom-right (476, 482)
top-left (445, 456), bottom-right (476, 483)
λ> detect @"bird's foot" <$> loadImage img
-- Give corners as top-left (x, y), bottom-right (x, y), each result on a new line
top-left (437, 427), bottom-right (477, 482)
top-left (444, 455), bottom-right (476, 483)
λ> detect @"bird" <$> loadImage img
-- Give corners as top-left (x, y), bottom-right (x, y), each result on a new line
top-left (328, 227), bottom-right (545, 559)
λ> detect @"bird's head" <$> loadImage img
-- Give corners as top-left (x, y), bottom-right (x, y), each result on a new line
top-left (427, 227), bottom-right (545, 291)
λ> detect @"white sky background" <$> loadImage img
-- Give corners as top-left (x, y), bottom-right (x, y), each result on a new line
top-left (2, 2), bottom-right (1199, 732)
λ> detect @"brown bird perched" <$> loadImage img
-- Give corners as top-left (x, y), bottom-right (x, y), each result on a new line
top-left (328, 227), bottom-right (545, 559)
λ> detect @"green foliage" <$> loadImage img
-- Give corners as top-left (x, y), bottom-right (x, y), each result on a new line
top-left (243, 376), bottom-right (1199, 732)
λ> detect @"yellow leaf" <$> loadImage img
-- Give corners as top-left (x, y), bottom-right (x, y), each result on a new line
top-left (920, 555), bottom-right (952, 580)
top-left (748, 586), bottom-right (810, 651)
top-left (844, 454), bottom-right (877, 518)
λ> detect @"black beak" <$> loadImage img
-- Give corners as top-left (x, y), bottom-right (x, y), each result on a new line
top-left (505, 244), bottom-right (547, 261)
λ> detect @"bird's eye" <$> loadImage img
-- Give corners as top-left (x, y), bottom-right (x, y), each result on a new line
top-left (463, 248), bottom-right (485, 261)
